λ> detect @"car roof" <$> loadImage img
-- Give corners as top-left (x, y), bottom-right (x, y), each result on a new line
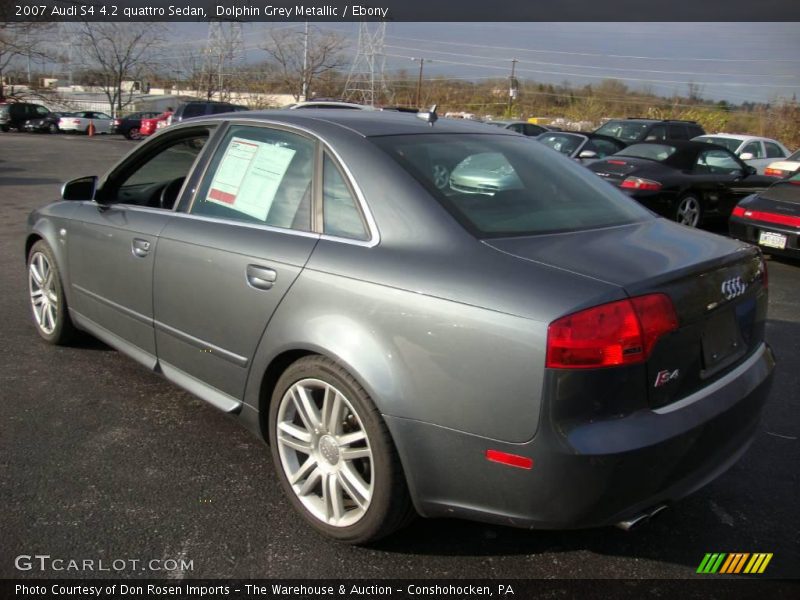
top-left (200, 109), bottom-right (522, 137)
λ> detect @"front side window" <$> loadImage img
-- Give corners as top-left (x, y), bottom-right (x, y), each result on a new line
top-left (644, 125), bottom-right (667, 141)
top-left (191, 125), bottom-right (314, 231)
top-left (106, 131), bottom-right (210, 208)
top-left (667, 123), bottom-right (688, 139)
top-left (373, 133), bottom-right (652, 238)
top-left (741, 141), bottom-right (764, 158)
top-left (695, 149), bottom-right (743, 175)
top-left (538, 133), bottom-right (584, 156)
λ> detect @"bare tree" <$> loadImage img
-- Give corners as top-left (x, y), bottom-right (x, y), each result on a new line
top-left (0, 23), bottom-right (54, 99)
top-left (76, 22), bottom-right (165, 116)
top-left (260, 26), bottom-right (348, 101)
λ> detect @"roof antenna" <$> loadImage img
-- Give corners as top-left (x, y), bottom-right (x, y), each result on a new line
top-left (416, 104), bottom-right (438, 126)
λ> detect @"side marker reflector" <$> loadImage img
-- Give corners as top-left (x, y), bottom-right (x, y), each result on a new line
top-left (485, 449), bottom-right (533, 470)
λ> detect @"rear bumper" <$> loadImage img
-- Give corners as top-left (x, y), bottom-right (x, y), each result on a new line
top-left (386, 342), bottom-right (774, 529)
top-left (730, 218), bottom-right (800, 259)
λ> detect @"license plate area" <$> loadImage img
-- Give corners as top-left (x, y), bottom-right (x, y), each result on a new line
top-left (758, 230), bottom-right (787, 249)
top-left (701, 308), bottom-right (746, 377)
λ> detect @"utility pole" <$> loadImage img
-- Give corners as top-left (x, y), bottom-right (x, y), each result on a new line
top-left (413, 57), bottom-right (425, 107)
top-left (507, 58), bottom-right (518, 115)
top-left (301, 21), bottom-right (309, 101)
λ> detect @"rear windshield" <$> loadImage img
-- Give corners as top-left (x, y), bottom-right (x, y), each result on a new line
top-left (618, 143), bottom-right (678, 162)
top-left (372, 133), bottom-right (652, 238)
top-left (695, 136), bottom-right (740, 153)
top-left (594, 120), bottom-right (651, 141)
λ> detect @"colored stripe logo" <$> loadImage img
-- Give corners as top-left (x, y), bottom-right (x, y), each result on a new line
top-left (697, 553), bottom-right (773, 574)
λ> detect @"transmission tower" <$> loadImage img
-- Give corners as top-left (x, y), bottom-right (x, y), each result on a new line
top-left (204, 20), bottom-right (245, 100)
top-left (343, 22), bottom-right (391, 106)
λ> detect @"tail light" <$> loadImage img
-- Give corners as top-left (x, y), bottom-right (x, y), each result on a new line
top-left (620, 176), bottom-right (662, 191)
top-left (546, 294), bottom-right (678, 369)
top-left (764, 168), bottom-right (784, 177)
top-left (113, 119), bottom-right (120, 126)
top-left (733, 206), bottom-right (800, 228)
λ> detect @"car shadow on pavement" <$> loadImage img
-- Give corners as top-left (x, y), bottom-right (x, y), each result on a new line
top-left (372, 319), bottom-right (798, 576)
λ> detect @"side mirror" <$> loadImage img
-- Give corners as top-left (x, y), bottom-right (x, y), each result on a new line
top-left (739, 152), bottom-right (754, 161)
top-left (578, 150), bottom-right (598, 159)
top-left (61, 176), bottom-right (98, 201)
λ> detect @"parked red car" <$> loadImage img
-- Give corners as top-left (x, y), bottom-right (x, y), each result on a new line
top-left (139, 108), bottom-right (173, 137)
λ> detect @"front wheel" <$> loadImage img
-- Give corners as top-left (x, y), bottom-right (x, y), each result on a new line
top-left (27, 240), bottom-right (78, 345)
top-left (269, 356), bottom-right (414, 543)
top-left (126, 127), bottom-right (142, 140)
top-left (48, 123), bottom-right (58, 134)
top-left (675, 195), bottom-right (702, 227)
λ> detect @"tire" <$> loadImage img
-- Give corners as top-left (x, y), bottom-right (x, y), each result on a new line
top-left (675, 194), bottom-right (702, 227)
top-left (48, 123), bottom-right (58, 134)
top-left (269, 355), bottom-right (415, 544)
top-left (126, 127), bottom-right (142, 141)
top-left (27, 240), bottom-right (79, 345)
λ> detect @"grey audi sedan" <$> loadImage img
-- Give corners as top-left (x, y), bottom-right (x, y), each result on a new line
top-left (25, 110), bottom-right (774, 543)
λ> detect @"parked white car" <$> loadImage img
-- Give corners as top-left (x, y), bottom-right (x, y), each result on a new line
top-left (692, 133), bottom-right (791, 174)
top-left (763, 149), bottom-right (800, 178)
top-left (58, 111), bottom-right (113, 134)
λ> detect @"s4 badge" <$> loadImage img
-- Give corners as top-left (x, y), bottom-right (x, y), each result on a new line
top-left (654, 369), bottom-right (680, 388)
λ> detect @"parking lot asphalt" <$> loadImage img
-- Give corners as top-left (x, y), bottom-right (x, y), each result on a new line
top-left (1, 132), bottom-right (798, 580)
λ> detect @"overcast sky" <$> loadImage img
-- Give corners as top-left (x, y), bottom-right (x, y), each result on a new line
top-left (168, 22), bottom-right (800, 104)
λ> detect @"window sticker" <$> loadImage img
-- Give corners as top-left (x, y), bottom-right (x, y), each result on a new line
top-left (206, 137), bottom-right (297, 222)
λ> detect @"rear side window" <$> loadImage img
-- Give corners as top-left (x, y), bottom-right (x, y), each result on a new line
top-left (182, 104), bottom-right (206, 119)
top-left (667, 124), bottom-right (688, 139)
top-left (211, 104), bottom-right (234, 114)
top-left (764, 142), bottom-right (786, 158)
top-left (191, 125), bottom-right (314, 231)
top-left (322, 154), bottom-right (368, 240)
top-left (373, 133), bottom-right (651, 237)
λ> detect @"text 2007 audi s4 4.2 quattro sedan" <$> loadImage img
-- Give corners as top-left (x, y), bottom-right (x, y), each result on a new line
top-left (25, 110), bottom-right (774, 543)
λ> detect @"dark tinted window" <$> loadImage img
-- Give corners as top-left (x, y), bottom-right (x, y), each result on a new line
top-left (182, 104), bottom-right (206, 118)
top-left (211, 104), bottom-right (235, 114)
top-left (373, 133), bottom-right (651, 237)
top-left (523, 124), bottom-right (547, 136)
top-left (764, 142), bottom-right (786, 158)
top-left (687, 125), bottom-right (705, 138)
top-left (695, 136), bottom-right (740, 152)
top-left (644, 124), bottom-right (667, 141)
top-left (587, 138), bottom-right (623, 158)
top-left (666, 123), bottom-right (688, 139)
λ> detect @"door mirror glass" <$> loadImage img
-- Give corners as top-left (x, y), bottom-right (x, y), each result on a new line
top-left (578, 150), bottom-right (598, 159)
top-left (61, 176), bottom-right (98, 201)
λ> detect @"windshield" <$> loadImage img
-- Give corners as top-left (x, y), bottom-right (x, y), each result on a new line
top-left (595, 120), bottom-right (651, 142)
top-left (372, 133), bottom-right (652, 238)
top-left (695, 136), bottom-right (741, 153)
top-left (618, 143), bottom-right (678, 162)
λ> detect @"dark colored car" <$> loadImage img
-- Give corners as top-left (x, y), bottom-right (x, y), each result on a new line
top-left (589, 141), bottom-right (773, 227)
top-left (111, 111), bottom-right (162, 140)
top-left (0, 102), bottom-right (50, 131)
top-left (23, 111), bottom-right (72, 134)
top-left (536, 131), bottom-right (627, 163)
top-left (26, 111), bottom-right (773, 543)
top-left (594, 118), bottom-right (706, 144)
top-left (730, 171), bottom-right (800, 259)
top-left (169, 100), bottom-right (249, 126)
top-left (483, 119), bottom-right (551, 136)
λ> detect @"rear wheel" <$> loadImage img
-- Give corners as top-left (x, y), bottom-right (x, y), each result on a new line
top-left (675, 195), bottom-right (702, 227)
top-left (269, 356), bottom-right (414, 543)
top-left (126, 127), bottom-right (142, 140)
top-left (48, 123), bottom-right (58, 134)
top-left (27, 240), bottom-right (78, 345)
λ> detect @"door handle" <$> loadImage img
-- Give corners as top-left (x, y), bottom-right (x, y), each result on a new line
top-left (246, 265), bottom-right (277, 290)
top-left (132, 238), bottom-right (151, 258)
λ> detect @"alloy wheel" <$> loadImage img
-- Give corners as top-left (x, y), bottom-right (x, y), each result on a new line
top-left (29, 251), bottom-right (58, 335)
top-left (275, 378), bottom-right (374, 528)
top-left (677, 196), bottom-right (700, 227)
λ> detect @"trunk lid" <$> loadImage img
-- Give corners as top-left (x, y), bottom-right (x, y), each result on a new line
top-left (590, 157), bottom-right (655, 186)
top-left (485, 219), bottom-right (768, 408)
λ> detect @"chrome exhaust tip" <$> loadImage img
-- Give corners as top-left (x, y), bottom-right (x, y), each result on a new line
top-left (615, 504), bottom-right (668, 531)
